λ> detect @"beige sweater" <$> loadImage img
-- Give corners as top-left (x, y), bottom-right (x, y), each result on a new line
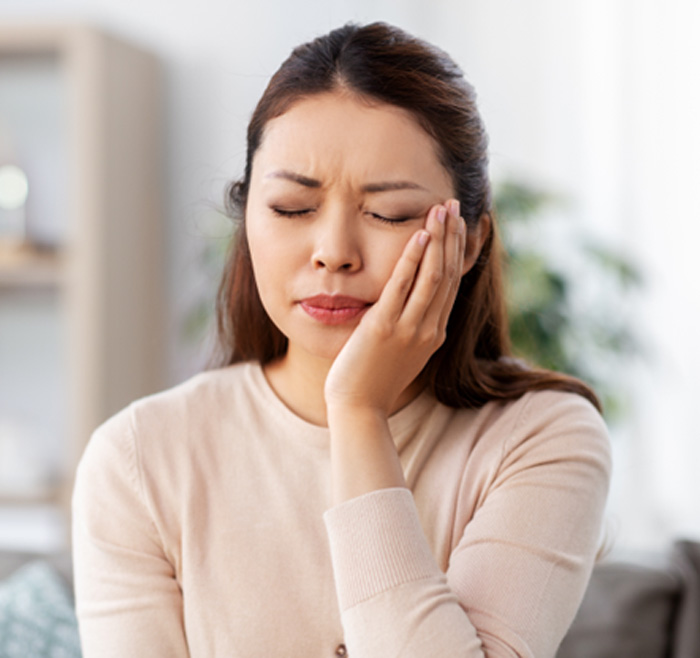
top-left (72, 362), bottom-right (611, 658)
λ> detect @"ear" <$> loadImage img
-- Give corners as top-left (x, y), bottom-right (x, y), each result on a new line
top-left (461, 212), bottom-right (491, 275)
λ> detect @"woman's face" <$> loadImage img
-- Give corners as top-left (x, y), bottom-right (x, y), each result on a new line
top-left (246, 90), bottom-right (455, 364)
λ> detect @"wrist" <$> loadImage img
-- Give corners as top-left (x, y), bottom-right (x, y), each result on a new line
top-left (326, 404), bottom-right (405, 504)
top-left (325, 401), bottom-right (388, 429)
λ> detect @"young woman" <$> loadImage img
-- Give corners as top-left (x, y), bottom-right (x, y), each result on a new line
top-left (73, 22), bottom-right (611, 658)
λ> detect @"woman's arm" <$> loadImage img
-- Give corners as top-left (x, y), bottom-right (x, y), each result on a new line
top-left (325, 200), bottom-right (466, 504)
top-left (323, 394), bottom-right (611, 658)
top-left (72, 408), bottom-right (189, 658)
top-left (322, 200), bottom-right (611, 656)
top-left (322, 200), bottom-right (484, 655)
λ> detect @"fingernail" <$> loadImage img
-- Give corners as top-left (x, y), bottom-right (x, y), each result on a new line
top-left (418, 230), bottom-right (430, 246)
top-left (449, 199), bottom-right (460, 217)
top-left (437, 207), bottom-right (447, 224)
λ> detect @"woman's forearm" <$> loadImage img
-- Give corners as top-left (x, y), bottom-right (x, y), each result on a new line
top-left (327, 405), bottom-right (407, 506)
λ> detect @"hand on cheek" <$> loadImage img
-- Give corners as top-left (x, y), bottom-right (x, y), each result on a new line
top-left (324, 199), bottom-right (466, 417)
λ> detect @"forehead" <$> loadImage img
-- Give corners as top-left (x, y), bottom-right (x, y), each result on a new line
top-left (252, 91), bottom-right (452, 191)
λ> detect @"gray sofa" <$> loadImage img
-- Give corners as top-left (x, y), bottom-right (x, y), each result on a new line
top-left (557, 539), bottom-right (700, 658)
top-left (0, 551), bottom-right (73, 590)
top-left (1, 540), bottom-right (699, 656)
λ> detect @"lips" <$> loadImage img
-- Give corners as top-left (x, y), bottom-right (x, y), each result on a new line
top-left (298, 294), bottom-right (371, 325)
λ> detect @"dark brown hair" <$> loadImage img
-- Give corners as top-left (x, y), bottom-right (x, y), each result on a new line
top-left (213, 22), bottom-right (601, 412)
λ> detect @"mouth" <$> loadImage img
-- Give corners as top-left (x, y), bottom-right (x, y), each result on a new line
top-left (298, 294), bottom-right (372, 325)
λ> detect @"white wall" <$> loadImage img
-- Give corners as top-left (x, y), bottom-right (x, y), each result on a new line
top-left (3, 0), bottom-right (446, 376)
top-left (2, 0), bottom-right (698, 553)
top-left (435, 0), bottom-right (700, 554)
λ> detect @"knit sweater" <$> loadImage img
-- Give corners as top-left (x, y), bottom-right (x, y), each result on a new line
top-left (72, 361), bottom-right (611, 658)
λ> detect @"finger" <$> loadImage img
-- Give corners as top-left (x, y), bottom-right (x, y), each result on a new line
top-left (399, 203), bottom-right (448, 325)
top-left (414, 198), bottom-right (463, 333)
top-left (373, 226), bottom-right (431, 322)
top-left (431, 199), bottom-right (466, 330)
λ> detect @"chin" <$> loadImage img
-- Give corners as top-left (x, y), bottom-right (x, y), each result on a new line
top-left (289, 328), bottom-right (352, 364)
top-left (307, 340), bottom-right (346, 363)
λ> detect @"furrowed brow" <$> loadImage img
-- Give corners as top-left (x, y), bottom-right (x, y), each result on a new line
top-left (265, 171), bottom-right (427, 194)
top-left (361, 180), bottom-right (427, 193)
top-left (265, 170), bottom-right (322, 188)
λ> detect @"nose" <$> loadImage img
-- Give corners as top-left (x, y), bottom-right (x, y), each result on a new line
top-left (311, 211), bottom-right (362, 273)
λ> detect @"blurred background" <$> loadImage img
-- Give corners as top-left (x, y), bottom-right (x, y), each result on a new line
top-left (0, 0), bottom-right (698, 556)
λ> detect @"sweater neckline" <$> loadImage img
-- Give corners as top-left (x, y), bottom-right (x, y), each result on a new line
top-left (243, 361), bottom-right (438, 450)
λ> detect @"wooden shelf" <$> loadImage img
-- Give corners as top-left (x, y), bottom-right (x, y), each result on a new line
top-left (0, 243), bottom-right (64, 288)
top-left (0, 487), bottom-right (62, 506)
top-left (0, 24), bottom-right (166, 549)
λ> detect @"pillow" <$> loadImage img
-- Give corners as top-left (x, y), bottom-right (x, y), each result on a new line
top-left (0, 560), bottom-right (81, 658)
top-left (556, 560), bottom-right (682, 658)
top-left (671, 540), bottom-right (700, 657)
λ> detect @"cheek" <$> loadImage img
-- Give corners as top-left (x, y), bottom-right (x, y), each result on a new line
top-left (247, 204), bottom-right (305, 265)
top-left (246, 215), bottom-right (292, 279)
top-left (245, 222), bottom-right (281, 306)
top-left (369, 232), bottom-right (413, 286)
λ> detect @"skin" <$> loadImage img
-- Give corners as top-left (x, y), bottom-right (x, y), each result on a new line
top-left (246, 90), bottom-right (488, 504)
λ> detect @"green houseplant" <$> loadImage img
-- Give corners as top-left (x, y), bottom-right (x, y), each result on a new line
top-left (494, 179), bottom-right (642, 421)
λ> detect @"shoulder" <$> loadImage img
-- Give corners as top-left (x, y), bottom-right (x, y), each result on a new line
top-left (435, 389), bottom-right (611, 488)
top-left (443, 387), bottom-right (608, 451)
top-left (80, 362), bottom-right (260, 466)
top-left (409, 389), bottom-right (610, 484)
top-left (128, 361), bottom-right (254, 424)
top-left (506, 388), bottom-right (609, 450)
top-left (74, 363), bottom-right (265, 517)
top-left (492, 389), bottom-right (612, 486)
top-left (124, 360), bottom-right (270, 441)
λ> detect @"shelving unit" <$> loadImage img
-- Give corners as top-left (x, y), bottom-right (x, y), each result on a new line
top-left (0, 23), bottom-right (165, 550)
top-left (0, 243), bottom-right (64, 287)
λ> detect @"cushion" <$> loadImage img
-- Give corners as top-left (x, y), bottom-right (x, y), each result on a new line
top-left (0, 560), bottom-right (81, 658)
top-left (0, 552), bottom-right (73, 588)
top-left (671, 540), bottom-right (700, 657)
top-left (556, 560), bottom-right (683, 658)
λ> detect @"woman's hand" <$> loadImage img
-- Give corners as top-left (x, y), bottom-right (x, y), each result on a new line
top-left (325, 199), bottom-right (465, 503)
top-left (324, 199), bottom-right (466, 418)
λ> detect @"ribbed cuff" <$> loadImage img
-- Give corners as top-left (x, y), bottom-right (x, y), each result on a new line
top-left (323, 487), bottom-right (439, 611)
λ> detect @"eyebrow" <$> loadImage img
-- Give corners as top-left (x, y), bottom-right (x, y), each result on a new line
top-left (266, 170), bottom-right (321, 188)
top-left (265, 169), bottom-right (427, 193)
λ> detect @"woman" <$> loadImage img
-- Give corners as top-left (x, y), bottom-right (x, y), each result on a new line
top-left (73, 22), bottom-right (611, 657)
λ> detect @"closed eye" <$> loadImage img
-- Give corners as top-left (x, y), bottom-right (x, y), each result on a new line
top-left (368, 212), bottom-right (415, 224)
top-left (271, 207), bottom-right (315, 218)
top-left (271, 207), bottom-right (416, 223)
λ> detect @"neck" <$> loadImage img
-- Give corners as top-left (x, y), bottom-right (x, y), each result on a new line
top-left (262, 346), bottom-right (425, 428)
top-left (263, 349), bottom-right (332, 426)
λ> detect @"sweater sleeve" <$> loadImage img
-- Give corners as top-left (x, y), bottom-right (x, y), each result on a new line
top-left (71, 406), bottom-right (189, 658)
top-left (323, 392), bottom-right (612, 658)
